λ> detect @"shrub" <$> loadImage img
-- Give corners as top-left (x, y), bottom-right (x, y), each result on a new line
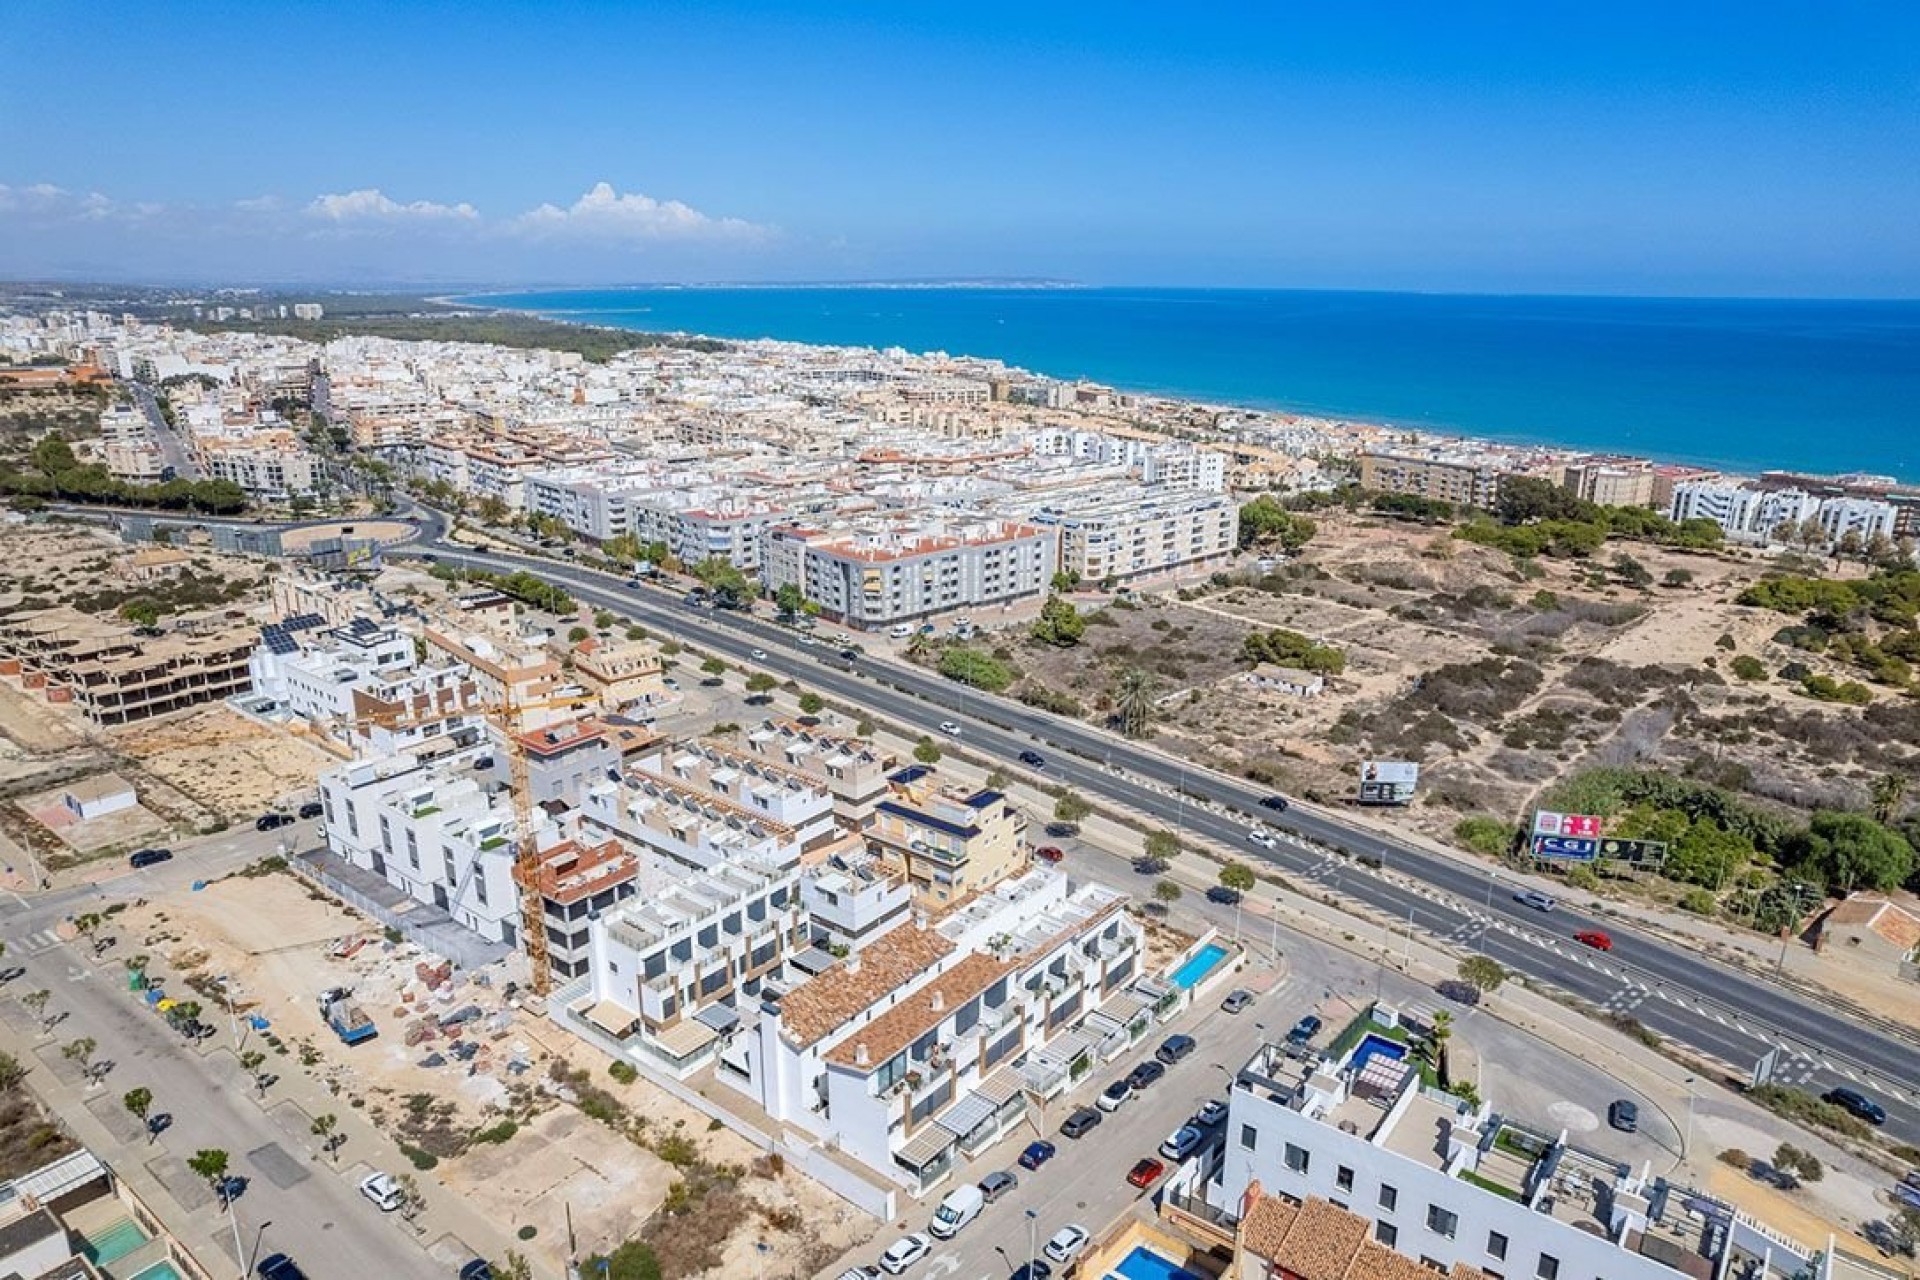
top-left (1730, 654), bottom-right (1766, 681)
top-left (471, 1119), bottom-right (519, 1145)
top-left (1457, 956), bottom-right (1508, 994)
top-left (1453, 817), bottom-right (1512, 859)
top-left (1718, 1148), bottom-right (1752, 1170)
top-left (653, 1133), bottom-right (699, 1167)
top-left (608, 1060), bottom-right (638, 1085)
top-left (938, 647), bottom-right (1015, 692)
top-left (401, 1144), bottom-right (438, 1171)
top-left (1679, 888), bottom-right (1718, 915)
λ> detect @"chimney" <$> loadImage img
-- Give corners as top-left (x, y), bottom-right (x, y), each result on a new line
top-left (855, 1041), bottom-right (870, 1067)
top-left (845, 950), bottom-right (861, 974)
top-left (930, 989), bottom-right (945, 1014)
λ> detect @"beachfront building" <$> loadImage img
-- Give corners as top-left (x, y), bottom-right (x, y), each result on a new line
top-left (1022, 485), bottom-right (1239, 585)
top-left (1667, 480), bottom-right (1894, 548)
top-left (1562, 458), bottom-right (1656, 508)
top-left (1359, 449), bottom-right (1508, 510)
top-left (864, 769), bottom-right (1027, 910)
top-left (1180, 1012), bottom-right (1836, 1280)
top-left (1816, 495), bottom-right (1898, 545)
top-left (761, 518), bottom-right (1055, 628)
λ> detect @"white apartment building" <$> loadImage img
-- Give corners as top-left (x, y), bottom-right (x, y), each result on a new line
top-left (318, 744), bottom-right (523, 944)
top-left (1025, 485), bottom-right (1239, 585)
top-left (799, 848), bottom-right (914, 952)
top-left (1193, 1011), bottom-right (1830, 1280)
top-left (1140, 445), bottom-right (1228, 491)
top-left (741, 719), bottom-right (894, 822)
top-left (1817, 495), bottom-right (1898, 544)
top-left (197, 433), bottom-right (324, 498)
top-left (762, 519), bottom-right (1055, 628)
top-left (578, 859), bottom-right (810, 1073)
top-left (719, 872), bottom-right (1147, 1191)
top-left (98, 404), bottom-right (165, 482)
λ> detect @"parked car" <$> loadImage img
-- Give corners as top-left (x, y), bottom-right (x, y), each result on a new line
top-left (1010, 1262), bottom-right (1052, 1280)
top-left (215, 1175), bottom-right (248, 1205)
top-left (1206, 885), bottom-right (1242, 905)
top-left (877, 1234), bottom-right (931, 1274)
top-left (1607, 1099), bottom-right (1639, 1133)
top-left (1221, 988), bottom-right (1254, 1014)
top-left (298, 801), bottom-right (324, 820)
top-left (1126, 1158), bottom-right (1166, 1189)
top-left (835, 1269), bottom-right (881, 1280)
top-left (1128, 1060), bottom-right (1167, 1090)
top-left (938, 721), bottom-right (963, 737)
top-left (1574, 930), bottom-right (1613, 951)
top-left (129, 848), bottom-right (174, 869)
top-left (1513, 889), bottom-right (1557, 912)
top-left (359, 1171), bottom-right (405, 1212)
top-left (1824, 1087), bottom-right (1887, 1125)
top-left (1044, 822), bottom-right (1079, 838)
top-left (929, 1183), bottom-right (984, 1239)
top-left (458, 1263), bottom-right (495, 1280)
top-left (1193, 1099), bottom-right (1230, 1128)
top-left (978, 1169), bottom-right (1019, 1202)
top-left (1034, 845), bottom-right (1065, 863)
top-left (256, 1255), bottom-right (308, 1280)
top-left (1259, 795), bottom-right (1290, 811)
top-left (1043, 1224), bottom-right (1090, 1265)
top-left (1435, 979), bottom-right (1482, 1006)
top-left (1247, 827), bottom-right (1279, 850)
top-left (1018, 750), bottom-right (1046, 767)
top-left (1160, 1125), bottom-right (1204, 1161)
top-left (1156, 1034), bottom-right (1196, 1065)
top-left (1097, 1079), bottom-right (1134, 1112)
top-left (1061, 1106), bottom-right (1103, 1138)
top-left (1017, 1140), bottom-right (1056, 1170)
top-left (255, 812), bottom-right (294, 832)
top-left (1287, 1015), bottom-right (1323, 1045)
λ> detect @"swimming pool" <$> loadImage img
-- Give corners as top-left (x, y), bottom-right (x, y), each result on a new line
top-left (1170, 942), bottom-right (1228, 990)
top-left (1351, 1031), bottom-right (1408, 1074)
top-left (129, 1264), bottom-right (184, 1280)
top-left (79, 1217), bottom-right (149, 1265)
top-left (1108, 1244), bottom-right (1203, 1280)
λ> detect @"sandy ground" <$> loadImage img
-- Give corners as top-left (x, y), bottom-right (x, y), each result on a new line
top-left (0, 677), bottom-right (86, 753)
top-left (114, 706), bottom-right (332, 820)
top-left (16, 783), bottom-right (168, 854)
top-left (122, 869), bottom-right (872, 1279)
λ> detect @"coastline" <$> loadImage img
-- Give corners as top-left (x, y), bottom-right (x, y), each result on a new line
top-left (465, 288), bottom-right (1920, 485)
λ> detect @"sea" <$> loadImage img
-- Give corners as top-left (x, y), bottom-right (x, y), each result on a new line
top-left (471, 287), bottom-right (1920, 481)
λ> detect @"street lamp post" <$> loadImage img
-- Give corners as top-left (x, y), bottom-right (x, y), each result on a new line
top-left (245, 1221), bottom-right (273, 1278)
top-left (217, 975), bottom-right (239, 1050)
top-left (1269, 896), bottom-right (1281, 967)
top-left (1682, 1074), bottom-right (1696, 1160)
top-left (225, 1191), bottom-right (245, 1280)
top-left (1025, 1208), bottom-right (1038, 1279)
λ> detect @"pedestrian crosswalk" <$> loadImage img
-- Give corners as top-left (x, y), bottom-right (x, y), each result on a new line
top-left (15, 928), bottom-right (62, 955)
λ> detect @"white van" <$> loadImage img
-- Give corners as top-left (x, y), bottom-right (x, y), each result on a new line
top-left (888, 622), bottom-right (914, 639)
top-left (928, 1183), bottom-right (985, 1239)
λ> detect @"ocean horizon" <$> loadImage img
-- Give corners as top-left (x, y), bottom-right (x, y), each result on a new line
top-left (473, 286), bottom-right (1920, 482)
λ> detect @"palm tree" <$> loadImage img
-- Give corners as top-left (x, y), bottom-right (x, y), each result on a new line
top-left (1868, 772), bottom-right (1908, 824)
top-left (1113, 667), bottom-right (1159, 739)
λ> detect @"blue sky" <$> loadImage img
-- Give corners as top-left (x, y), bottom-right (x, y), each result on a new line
top-left (2, 1), bottom-right (1916, 294)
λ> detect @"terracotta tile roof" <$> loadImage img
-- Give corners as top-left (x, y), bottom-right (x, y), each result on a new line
top-left (823, 951), bottom-right (1015, 1069)
top-left (1279, 1198), bottom-right (1370, 1280)
top-left (1450, 1265), bottom-right (1496, 1280)
top-left (1348, 1241), bottom-right (1436, 1280)
top-left (1821, 895), bottom-right (1920, 952)
top-left (775, 923), bottom-right (954, 1049)
top-left (1238, 1193), bottom-right (1299, 1262)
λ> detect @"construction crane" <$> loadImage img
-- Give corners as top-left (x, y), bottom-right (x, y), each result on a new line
top-left (326, 690), bottom-right (597, 997)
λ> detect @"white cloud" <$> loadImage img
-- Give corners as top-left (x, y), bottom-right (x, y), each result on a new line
top-left (0, 182), bottom-right (146, 223)
top-left (509, 181), bottom-right (769, 242)
top-left (305, 188), bottom-right (479, 222)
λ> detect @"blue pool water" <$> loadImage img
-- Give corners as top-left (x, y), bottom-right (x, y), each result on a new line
top-left (79, 1217), bottom-right (149, 1265)
top-left (1352, 1031), bottom-right (1409, 1074)
top-left (1170, 943), bottom-right (1229, 990)
top-left (1109, 1244), bottom-right (1203, 1280)
top-left (129, 1264), bottom-right (184, 1280)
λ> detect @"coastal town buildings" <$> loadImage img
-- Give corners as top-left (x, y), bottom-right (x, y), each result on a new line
top-left (1358, 449), bottom-right (1510, 510)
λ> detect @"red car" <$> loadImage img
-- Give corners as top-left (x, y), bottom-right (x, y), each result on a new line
top-left (1126, 1158), bottom-right (1165, 1189)
top-left (1034, 846), bottom-right (1065, 864)
top-left (1574, 930), bottom-right (1613, 951)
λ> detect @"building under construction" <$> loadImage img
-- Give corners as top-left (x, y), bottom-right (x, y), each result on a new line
top-left (0, 604), bottom-right (254, 727)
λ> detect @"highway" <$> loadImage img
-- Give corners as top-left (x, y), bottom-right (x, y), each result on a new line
top-left (399, 525), bottom-right (1920, 1145)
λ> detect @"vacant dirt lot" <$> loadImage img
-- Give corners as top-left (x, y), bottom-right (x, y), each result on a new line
top-left (115, 706), bottom-right (331, 820)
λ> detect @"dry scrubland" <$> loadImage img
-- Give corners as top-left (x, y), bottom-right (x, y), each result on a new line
top-left (954, 511), bottom-right (1915, 889)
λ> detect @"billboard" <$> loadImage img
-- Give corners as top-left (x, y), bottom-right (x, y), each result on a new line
top-left (1358, 760), bottom-right (1420, 805)
top-left (1531, 835), bottom-right (1599, 862)
top-left (1596, 837), bottom-right (1667, 867)
top-left (1532, 811), bottom-right (1602, 839)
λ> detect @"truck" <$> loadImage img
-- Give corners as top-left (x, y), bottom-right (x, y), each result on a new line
top-left (322, 996), bottom-right (377, 1046)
